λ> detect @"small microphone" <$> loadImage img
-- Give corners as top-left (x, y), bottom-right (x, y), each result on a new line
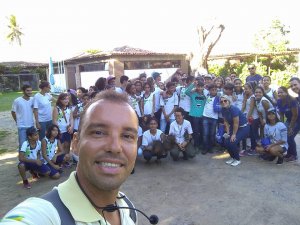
top-left (102, 204), bottom-right (159, 224)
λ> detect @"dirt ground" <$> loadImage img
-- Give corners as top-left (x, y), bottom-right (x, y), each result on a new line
top-left (1, 110), bottom-right (300, 225)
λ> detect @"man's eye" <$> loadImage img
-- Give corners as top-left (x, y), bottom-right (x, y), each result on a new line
top-left (95, 131), bottom-right (104, 135)
top-left (123, 134), bottom-right (135, 140)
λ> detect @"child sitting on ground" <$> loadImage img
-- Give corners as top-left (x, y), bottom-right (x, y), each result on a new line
top-left (41, 124), bottom-right (70, 179)
top-left (18, 127), bottom-right (51, 189)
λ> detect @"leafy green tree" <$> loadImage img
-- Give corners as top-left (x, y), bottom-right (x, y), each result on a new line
top-left (253, 19), bottom-right (290, 52)
top-left (6, 15), bottom-right (23, 46)
top-left (209, 19), bottom-right (298, 87)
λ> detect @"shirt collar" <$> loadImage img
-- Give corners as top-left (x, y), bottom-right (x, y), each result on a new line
top-left (57, 172), bottom-right (130, 223)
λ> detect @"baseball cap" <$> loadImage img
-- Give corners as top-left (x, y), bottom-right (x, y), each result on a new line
top-left (107, 75), bottom-right (116, 83)
top-left (204, 74), bottom-right (212, 79)
top-left (267, 108), bottom-right (276, 114)
top-left (151, 72), bottom-right (162, 80)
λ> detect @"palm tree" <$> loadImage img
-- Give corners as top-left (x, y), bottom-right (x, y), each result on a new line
top-left (6, 15), bottom-right (23, 46)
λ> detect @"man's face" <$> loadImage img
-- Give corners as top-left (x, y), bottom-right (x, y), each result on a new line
top-left (23, 88), bottom-right (32, 97)
top-left (109, 78), bottom-right (116, 86)
top-left (76, 100), bottom-right (138, 191)
top-left (248, 66), bottom-right (256, 75)
top-left (290, 80), bottom-right (300, 94)
top-left (175, 112), bottom-right (184, 124)
top-left (204, 77), bottom-right (212, 85)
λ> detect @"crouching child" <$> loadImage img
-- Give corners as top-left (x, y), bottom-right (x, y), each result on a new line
top-left (41, 124), bottom-right (70, 179)
top-left (18, 127), bottom-right (51, 189)
top-left (169, 107), bottom-right (195, 161)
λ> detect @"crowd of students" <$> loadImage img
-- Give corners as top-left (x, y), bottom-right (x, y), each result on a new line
top-left (11, 64), bottom-right (300, 188)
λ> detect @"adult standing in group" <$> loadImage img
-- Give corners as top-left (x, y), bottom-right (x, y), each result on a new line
top-left (246, 64), bottom-right (262, 85)
top-left (221, 95), bottom-right (250, 167)
top-left (152, 72), bottom-right (163, 126)
top-left (1, 91), bottom-right (147, 225)
top-left (290, 77), bottom-right (300, 106)
top-left (277, 86), bottom-right (300, 162)
top-left (33, 81), bottom-right (55, 140)
top-left (11, 85), bottom-right (35, 150)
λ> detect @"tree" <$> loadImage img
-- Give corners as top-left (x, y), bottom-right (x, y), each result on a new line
top-left (6, 15), bottom-right (23, 46)
top-left (190, 20), bottom-right (225, 74)
top-left (254, 19), bottom-right (290, 52)
top-left (253, 19), bottom-right (297, 87)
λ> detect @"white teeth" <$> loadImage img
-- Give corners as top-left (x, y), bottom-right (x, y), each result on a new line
top-left (99, 162), bottom-right (121, 168)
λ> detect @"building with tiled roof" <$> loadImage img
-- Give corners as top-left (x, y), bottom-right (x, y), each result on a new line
top-left (63, 45), bottom-right (189, 89)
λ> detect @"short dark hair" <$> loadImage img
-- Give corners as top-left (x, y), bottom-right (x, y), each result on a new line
top-left (77, 87), bottom-right (88, 93)
top-left (26, 126), bottom-right (38, 137)
top-left (223, 83), bottom-right (235, 90)
top-left (22, 84), bottom-right (32, 92)
top-left (171, 77), bottom-right (179, 83)
top-left (166, 81), bottom-right (175, 89)
top-left (290, 77), bottom-right (300, 83)
top-left (39, 81), bottom-right (50, 89)
top-left (174, 107), bottom-right (185, 116)
top-left (186, 75), bottom-right (195, 84)
top-left (207, 83), bottom-right (217, 90)
top-left (78, 90), bottom-right (130, 137)
top-left (139, 73), bottom-right (147, 79)
top-left (120, 75), bottom-right (129, 84)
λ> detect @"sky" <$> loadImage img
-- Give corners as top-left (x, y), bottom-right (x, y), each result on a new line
top-left (0, 0), bottom-right (299, 63)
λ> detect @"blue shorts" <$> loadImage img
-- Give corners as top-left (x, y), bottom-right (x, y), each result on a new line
top-left (46, 163), bottom-right (61, 177)
top-left (60, 132), bottom-right (72, 144)
top-left (47, 154), bottom-right (66, 177)
top-left (19, 162), bottom-right (50, 175)
top-left (54, 154), bottom-right (66, 165)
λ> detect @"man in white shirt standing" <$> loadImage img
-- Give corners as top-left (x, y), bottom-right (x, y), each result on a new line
top-left (11, 85), bottom-right (35, 150)
top-left (169, 107), bottom-right (195, 161)
top-left (33, 81), bottom-right (54, 140)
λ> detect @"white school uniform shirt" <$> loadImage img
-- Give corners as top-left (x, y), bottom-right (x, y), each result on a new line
top-left (143, 92), bottom-right (154, 115)
top-left (43, 137), bottom-right (58, 161)
top-left (33, 92), bottom-right (53, 122)
top-left (256, 96), bottom-right (273, 120)
top-left (56, 106), bottom-right (72, 133)
top-left (176, 86), bottom-right (191, 113)
top-left (203, 95), bottom-right (218, 119)
top-left (265, 88), bottom-right (276, 104)
top-left (142, 129), bottom-right (163, 146)
top-left (264, 122), bottom-right (288, 149)
top-left (160, 92), bottom-right (179, 120)
top-left (234, 92), bottom-right (244, 110)
top-left (20, 140), bottom-right (42, 160)
top-left (11, 97), bottom-right (34, 127)
top-left (244, 94), bottom-right (259, 119)
top-left (128, 95), bottom-right (142, 117)
top-left (154, 86), bottom-right (162, 112)
top-left (169, 119), bottom-right (193, 144)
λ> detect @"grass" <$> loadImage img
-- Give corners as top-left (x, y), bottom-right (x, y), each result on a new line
top-left (0, 91), bottom-right (37, 112)
top-left (0, 130), bottom-right (10, 139)
top-left (0, 148), bottom-right (8, 155)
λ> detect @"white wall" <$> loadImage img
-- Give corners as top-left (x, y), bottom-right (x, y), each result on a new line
top-left (50, 73), bottom-right (67, 93)
top-left (80, 71), bottom-right (110, 89)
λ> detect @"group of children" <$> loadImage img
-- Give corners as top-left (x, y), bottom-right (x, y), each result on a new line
top-left (18, 69), bottom-right (300, 187)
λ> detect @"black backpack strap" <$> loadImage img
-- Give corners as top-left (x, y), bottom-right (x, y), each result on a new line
top-left (120, 194), bottom-right (137, 223)
top-left (41, 189), bottom-right (75, 225)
